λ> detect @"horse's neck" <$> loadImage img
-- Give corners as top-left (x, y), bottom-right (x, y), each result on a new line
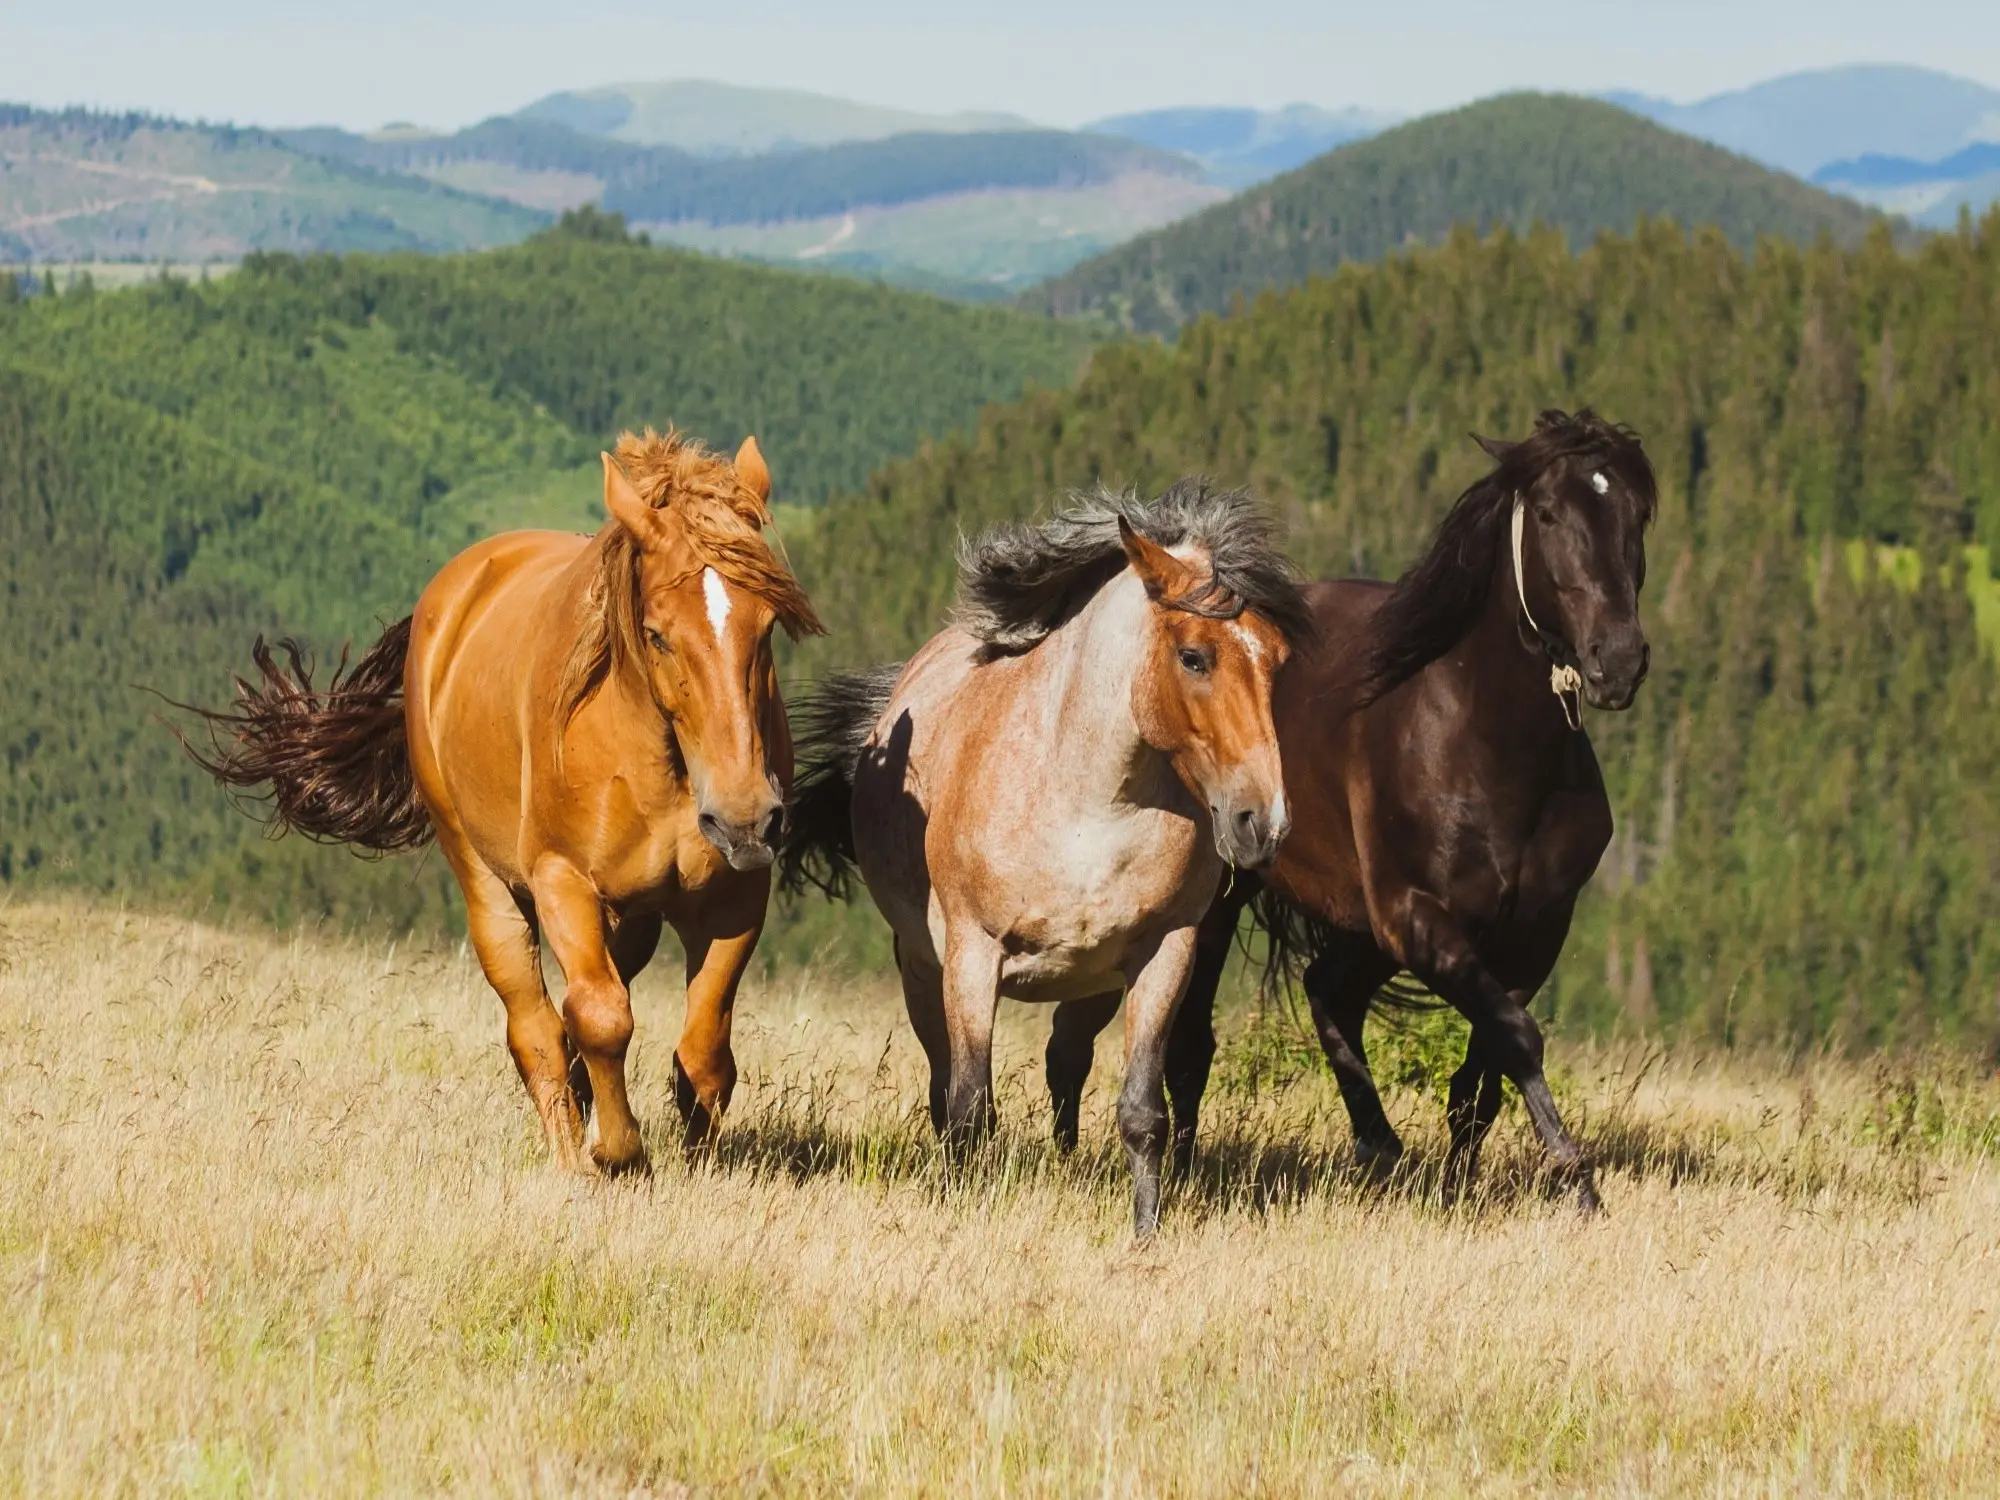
top-left (1040, 574), bottom-right (1170, 806)
top-left (1450, 547), bottom-right (1582, 756)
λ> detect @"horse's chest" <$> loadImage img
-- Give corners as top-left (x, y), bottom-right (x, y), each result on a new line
top-left (567, 774), bottom-right (720, 904)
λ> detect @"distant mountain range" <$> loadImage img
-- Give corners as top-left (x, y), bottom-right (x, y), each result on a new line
top-left (270, 113), bottom-right (1214, 298)
top-left (517, 80), bottom-right (1032, 156)
top-left (1084, 105), bottom-right (1396, 188)
top-left (1603, 64), bottom-right (2000, 178)
top-left (1811, 142), bottom-right (2000, 229)
top-left (12, 66), bottom-right (1992, 305)
top-left (1024, 93), bottom-right (1890, 334)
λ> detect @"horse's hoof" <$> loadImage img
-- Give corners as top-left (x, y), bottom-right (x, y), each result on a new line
top-left (1354, 1138), bottom-right (1406, 1182)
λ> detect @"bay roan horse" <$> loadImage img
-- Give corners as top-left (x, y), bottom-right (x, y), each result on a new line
top-left (185, 430), bottom-right (823, 1174)
top-left (1049, 410), bottom-right (1656, 1209)
top-left (780, 482), bottom-right (1310, 1234)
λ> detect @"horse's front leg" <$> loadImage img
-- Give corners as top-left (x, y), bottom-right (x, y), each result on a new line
top-left (534, 860), bottom-right (647, 1175)
top-left (1384, 890), bottom-right (1600, 1211)
top-left (1120, 925), bottom-right (1199, 1238)
top-left (669, 871), bottom-right (768, 1154)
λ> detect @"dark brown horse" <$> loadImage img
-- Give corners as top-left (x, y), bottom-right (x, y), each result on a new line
top-left (1047, 410), bottom-right (1656, 1208)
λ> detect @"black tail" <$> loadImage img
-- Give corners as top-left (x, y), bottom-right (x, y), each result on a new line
top-left (173, 618), bottom-right (433, 853)
top-left (1248, 885), bottom-right (1444, 1013)
top-left (777, 663), bottom-right (903, 900)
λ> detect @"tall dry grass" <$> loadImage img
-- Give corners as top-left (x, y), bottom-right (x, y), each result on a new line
top-left (2, 900), bottom-right (1997, 1496)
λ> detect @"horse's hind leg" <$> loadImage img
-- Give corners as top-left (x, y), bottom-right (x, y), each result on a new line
top-left (1048, 992), bottom-right (1120, 1153)
top-left (895, 940), bottom-right (951, 1134)
top-left (458, 859), bottom-right (585, 1172)
top-left (1443, 1038), bottom-right (1505, 1201)
top-left (1302, 942), bottom-right (1402, 1175)
top-left (940, 925), bottom-right (1004, 1145)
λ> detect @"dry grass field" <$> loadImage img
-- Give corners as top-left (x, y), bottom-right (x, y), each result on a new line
top-left (3, 901), bottom-right (1998, 1497)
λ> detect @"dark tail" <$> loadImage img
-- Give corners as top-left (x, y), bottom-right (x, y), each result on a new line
top-left (777, 663), bottom-right (903, 900)
top-left (1248, 886), bottom-right (1444, 1013)
top-left (174, 617), bottom-right (433, 853)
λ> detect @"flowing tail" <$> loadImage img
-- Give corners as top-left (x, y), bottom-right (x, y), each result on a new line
top-left (175, 617), bottom-right (433, 852)
top-left (777, 663), bottom-right (903, 900)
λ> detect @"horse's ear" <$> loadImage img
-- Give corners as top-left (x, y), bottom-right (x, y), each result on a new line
top-left (1472, 433), bottom-right (1516, 462)
top-left (602, 453), bottom-right (659, 543)
top-left (734, 436), bottom-right (772, 504)
top-left (1118, 514), bottom-right (1196, 602)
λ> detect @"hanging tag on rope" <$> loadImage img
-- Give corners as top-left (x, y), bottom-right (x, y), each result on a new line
top-left (1550, 663), bottom-right (1583, 731)
top-left (1514, 496), bottom-right (1586, 732)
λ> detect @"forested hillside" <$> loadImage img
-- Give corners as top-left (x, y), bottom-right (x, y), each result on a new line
top-left (1024, 94), bottom-right (1893, 334)
top-left (797, 213), bottom-right (2000, 1048)
top-left (0, 222), bottom-right (1097, 927)
top-left (287, 120), bottom-right (1194, 224)
top-left (0, 105), bottom-right (549, 263)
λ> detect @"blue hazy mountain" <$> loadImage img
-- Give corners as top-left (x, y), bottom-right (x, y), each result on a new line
top-left (1812, 141), bottom-right (2000, 229)
top-left (1602, 65), bottom-right (2000, 178)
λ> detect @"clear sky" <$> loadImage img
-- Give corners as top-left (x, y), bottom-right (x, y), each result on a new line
top-left (4, 0), bottom-right (1996, 132)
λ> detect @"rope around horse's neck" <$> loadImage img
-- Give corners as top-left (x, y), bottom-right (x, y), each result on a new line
top-left (1510, 497), bottom-right (1585, 732)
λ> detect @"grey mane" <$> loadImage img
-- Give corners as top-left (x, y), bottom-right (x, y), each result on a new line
top-left (953, 478), bottom-right (1312, 653)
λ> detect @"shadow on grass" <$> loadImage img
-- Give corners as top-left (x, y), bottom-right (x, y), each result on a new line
top-left (687, 1100), bottom-right (1729, 1226)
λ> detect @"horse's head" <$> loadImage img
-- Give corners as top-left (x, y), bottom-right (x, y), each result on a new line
top-left (1118, 517), bottom-right (1293, 870)
top-left (601, 437), bottom-right (795, 872)
top-left (1484, 425), bottom-right (1655, 711)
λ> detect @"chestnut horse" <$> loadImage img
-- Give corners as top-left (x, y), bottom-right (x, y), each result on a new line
top-left (780, 482), bottom-right (1309, 1234)
top-left (1047, 411), bottom-right (1656, 1209)
top-left (186, 431), bottom-right (822, 1173)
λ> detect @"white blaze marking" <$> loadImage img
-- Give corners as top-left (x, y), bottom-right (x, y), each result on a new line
top-left (702, 566), bottom-right (732, 641)
top-left (1590, 470), bottom-right (1610, 495)
top-left (1230, 622), bottom-right (1266, 665)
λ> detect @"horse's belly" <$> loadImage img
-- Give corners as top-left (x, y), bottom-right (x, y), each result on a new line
top-left (989, 825), bottom-right (1215, 1002)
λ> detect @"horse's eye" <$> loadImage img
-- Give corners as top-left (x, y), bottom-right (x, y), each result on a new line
top-left (1178, 647), bottom-right (1211, 676)
top-left (646, 627), bottom-right (669, 653)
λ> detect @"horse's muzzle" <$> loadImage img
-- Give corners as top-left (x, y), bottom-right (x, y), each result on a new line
top-left (698, 806), bottom-right (785, 872)
top-left (1582, 631), bottom-right (1649, 711)
top-left (1214, 801), bottom-right (1289, 871)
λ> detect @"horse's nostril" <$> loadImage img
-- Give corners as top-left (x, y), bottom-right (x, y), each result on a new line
top-left (760, 808), bottom-right (785, 847)
top-left (698, 811), bottom-right (728, 846)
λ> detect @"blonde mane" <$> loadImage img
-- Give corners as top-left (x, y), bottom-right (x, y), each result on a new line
top-left (557, 429), bottom-right (825, 722)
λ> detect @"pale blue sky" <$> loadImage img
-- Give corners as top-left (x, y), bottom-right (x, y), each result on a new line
top-left (3, 0), bottom-right (1995, 132)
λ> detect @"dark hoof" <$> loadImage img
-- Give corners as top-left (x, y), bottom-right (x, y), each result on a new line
top-left (672, 1056), bottom-right (724, 1154)
top-left (1576, 1176), bottom-right (1605, 1215)
top-left (1354, 1136), bottom-right (1406, 1183)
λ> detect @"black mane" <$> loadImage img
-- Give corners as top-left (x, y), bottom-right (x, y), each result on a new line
top-left (954, 478), bottom-right (1312, 652)
top-left (1362, 409), bottom-right (1657, 700)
